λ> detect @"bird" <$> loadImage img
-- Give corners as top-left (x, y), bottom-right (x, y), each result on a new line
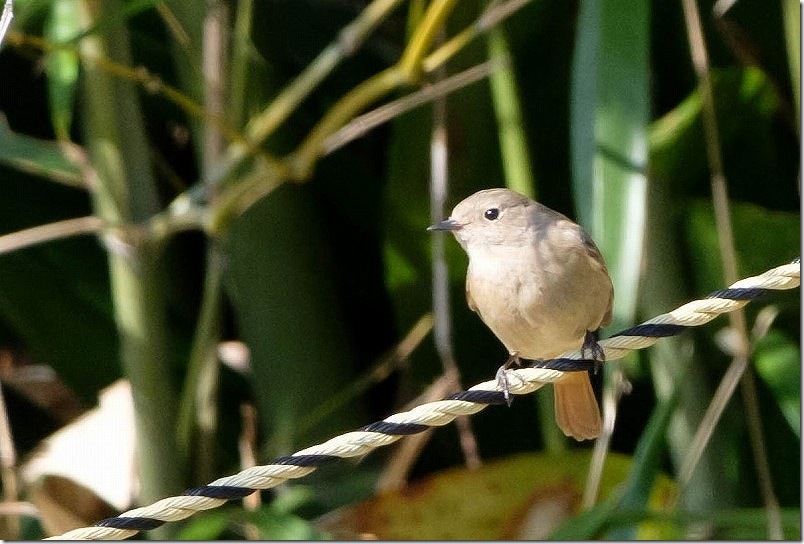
top-left (429, 188), bottom-right (613, 440)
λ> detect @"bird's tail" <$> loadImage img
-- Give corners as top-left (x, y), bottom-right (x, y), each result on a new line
top-left (553, 372), bottom-right (601, 441)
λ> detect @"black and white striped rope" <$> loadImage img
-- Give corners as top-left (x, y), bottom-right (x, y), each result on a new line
top-left (47, 259), bottom-right (800, 540)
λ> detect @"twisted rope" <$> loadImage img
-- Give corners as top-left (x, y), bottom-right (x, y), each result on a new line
top-left (48, 259), bottom-right (800, 540)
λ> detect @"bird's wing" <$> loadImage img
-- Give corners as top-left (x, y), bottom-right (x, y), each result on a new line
top-left (543, 217), bottom-right (614, 330)
top-left (578, 228), bottom-right (614, 328)
top-left (580, 230), bottom-right (607, 271)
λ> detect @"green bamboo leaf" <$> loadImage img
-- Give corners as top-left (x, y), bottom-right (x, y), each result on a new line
top-left (699, 507), bottom-right (801, 539)
top-left (0, 117), bottom-right (83, 186)
top-left (754, 330), bottom-right (800, 437)
top-left (570, 0), bottom-right (649, 331)
top-left (556, 506), bottom-right (801, 540)
top-left (548, 392), bottom-right (679, 540)
top-left (605, 387), bottom-right (679, 539)
top-left (44, 0), bottom-right (80, 140)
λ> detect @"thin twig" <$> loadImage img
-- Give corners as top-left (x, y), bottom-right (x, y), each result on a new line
top-left (182, 0), bottom-right (527, 222)
top-left (583, 369), bottom-right (631, 508)
top-left (5, 31), bottom-right (269, 169)
top-left (0, 216), bottom-right (104, 255)
top-left (398, 0), bottom-right (460, 80)
top-left (239, 403), bottom-right (261, 540)
top-left (429, 31), bottom-right (481, 472)
top-left (202, 1), bottom-right (228, 181)
top-left (180, 0), bottom-right (230, 484)
top-left (0, 501), bottom-right (38, 518)
top-left (288, 0), bottom-right (523, 179)
top-left (206, 0), bottom-right (406, 188)
top-left (677, 354), bottom-right (747, 486)
top-left (477, 0), bottom-right (532, 31)
top-left (376, 371), bottom-right (453, 492)
top-left (680, 0), bottom-right (782, 538)
top-left (244, 0), bottom-right (404, 144)
top-left (294, 314), bottom-right (434, 438)
top-left (323, 60), bottom-right (500, 155)
top-left (422, 0), bottom-right (531, 73)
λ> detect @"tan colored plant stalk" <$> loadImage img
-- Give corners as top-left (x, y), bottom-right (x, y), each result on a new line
top-left (680, 0), bottom-right (781, 538)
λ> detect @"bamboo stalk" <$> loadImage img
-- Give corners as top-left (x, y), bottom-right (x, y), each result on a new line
top-left (76, 2), bottom-right (182, 537)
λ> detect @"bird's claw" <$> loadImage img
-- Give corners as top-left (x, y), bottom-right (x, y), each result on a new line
top-left (496, 354), bottom-right (527, 406)
top-left (582, 329), bottom-right (606, 374)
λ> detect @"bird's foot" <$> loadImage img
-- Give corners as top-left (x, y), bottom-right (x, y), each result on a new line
top-left (582, 329), bottom-right (606, 374)
top-left (496, 354), bottom-right (526, 407)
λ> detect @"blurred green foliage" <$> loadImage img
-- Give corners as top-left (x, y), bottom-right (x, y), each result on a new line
top-left (0, 0), bottom-right (798, 539)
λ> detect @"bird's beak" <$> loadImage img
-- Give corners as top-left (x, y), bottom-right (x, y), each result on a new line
top-left (427, 218), bottom-right (462, 232)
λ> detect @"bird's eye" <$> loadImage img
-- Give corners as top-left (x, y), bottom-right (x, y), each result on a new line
top-left (484, 208), bottom-right (500, 221)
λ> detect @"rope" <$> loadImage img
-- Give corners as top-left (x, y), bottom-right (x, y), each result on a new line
top-left (47, 259), bottom-right (800, 540)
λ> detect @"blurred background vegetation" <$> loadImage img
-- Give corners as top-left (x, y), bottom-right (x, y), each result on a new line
top-left (0, 0), bottom-right (799, 539)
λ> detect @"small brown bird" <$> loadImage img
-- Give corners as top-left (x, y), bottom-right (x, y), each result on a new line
top-left (429, 188), bottom-right (613, 441)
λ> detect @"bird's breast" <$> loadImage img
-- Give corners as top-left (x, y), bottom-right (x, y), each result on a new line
top-left (465, 244), bottom-right (608, 359)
